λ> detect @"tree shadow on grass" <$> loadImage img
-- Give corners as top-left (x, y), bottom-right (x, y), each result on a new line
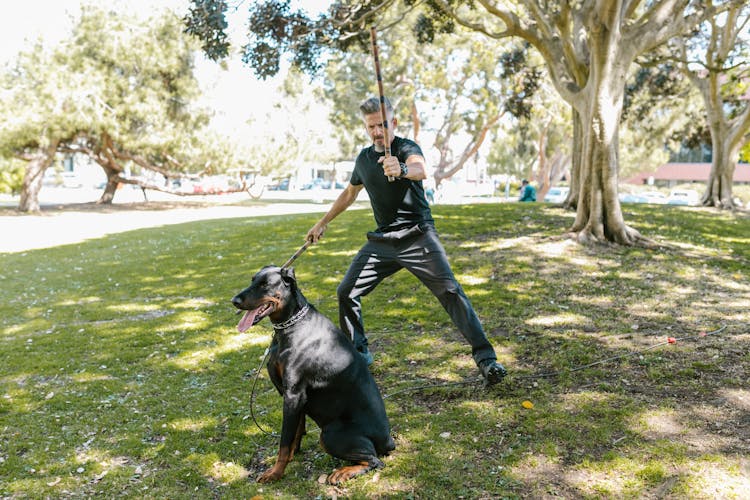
top-left (1, 204), bottom-right (748, 497)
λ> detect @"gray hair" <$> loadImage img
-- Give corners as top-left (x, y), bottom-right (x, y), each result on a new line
top-left (360, 96), bottom-right (393, 116)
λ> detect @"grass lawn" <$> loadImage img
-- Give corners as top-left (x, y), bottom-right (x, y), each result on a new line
top-left (1, 202), bottom-right (749, 498)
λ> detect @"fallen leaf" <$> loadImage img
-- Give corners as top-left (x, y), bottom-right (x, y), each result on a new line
top-left (318, 473), bottom-right (328, 484)
top-left (522, 400), bottom-right (534, 409)
top-left (47, 477), bottom-right (61, 487)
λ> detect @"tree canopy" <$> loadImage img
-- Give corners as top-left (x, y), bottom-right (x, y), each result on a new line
top-left (323, 18), bottom-right (541, 185)
top-left (0, 7), bottom-right (241, 211)
top-left (185, 0), bottom-right (744, 245)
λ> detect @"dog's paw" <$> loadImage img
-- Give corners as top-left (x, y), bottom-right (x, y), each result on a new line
top-left (257, 467), bottom-right (283, 483)
top-left (327, 464), bottom-right (371, 484)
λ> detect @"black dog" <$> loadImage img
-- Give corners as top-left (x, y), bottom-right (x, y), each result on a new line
top-left (232, 265), bottom-right (395, 484)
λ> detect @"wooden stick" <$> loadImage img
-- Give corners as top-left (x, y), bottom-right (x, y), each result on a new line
top-left (370, 26), bottom-right (395, 182)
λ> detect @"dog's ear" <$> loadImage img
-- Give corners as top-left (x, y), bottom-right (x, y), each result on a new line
top-left (280, 266), bottom-right (296, 283)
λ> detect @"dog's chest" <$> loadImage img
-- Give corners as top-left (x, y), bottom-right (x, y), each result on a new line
top-left (276, 337), bottom-right (353, 387)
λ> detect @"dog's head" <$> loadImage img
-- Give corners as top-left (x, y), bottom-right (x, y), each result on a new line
top-left (231, 265), bottom-right (297, 332)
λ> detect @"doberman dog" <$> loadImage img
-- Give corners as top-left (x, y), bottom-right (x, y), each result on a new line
top-left (231, 265), bottom-right (396, 484)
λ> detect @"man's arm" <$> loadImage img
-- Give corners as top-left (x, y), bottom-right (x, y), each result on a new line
top-left (306, 183), bottom-right (364, 243)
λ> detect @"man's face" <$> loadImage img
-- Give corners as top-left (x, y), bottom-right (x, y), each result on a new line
top-left (363, 112), bottom-right (397, 152)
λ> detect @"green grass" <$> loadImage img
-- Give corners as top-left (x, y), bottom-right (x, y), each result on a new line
top-left (1, 203), bottom-right (749, 498)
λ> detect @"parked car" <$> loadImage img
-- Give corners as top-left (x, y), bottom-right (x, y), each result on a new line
top-left (193, 175), bottom-right (231, 194)
top-left (543, 186), bottom-right (570, 203)
top-left (267, 178), bottom-right (290, 191)
top-left (620, 190), bottom-right (668, 204)
top-left (666, 189), bottom-right (700, 206)
top-left (301, 178), bottom-right (331, 190)
top-left (640, 191), bottom-right (668, 204)
top-left (620, 192), bottom-right (649, 204)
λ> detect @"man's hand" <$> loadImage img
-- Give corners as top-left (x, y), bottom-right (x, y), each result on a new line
top-left (306, 221), bottom-right (327, 244)
top-left (379, 155), bottom-right (402, 179)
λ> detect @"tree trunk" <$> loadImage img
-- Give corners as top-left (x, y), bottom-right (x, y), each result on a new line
top-left (535, 124), bottom-right (551, 200)
top-left (570, 110), bottom-right (643, 244)
top-left (18, 140), bottom-right (60, 213)
top-left (698, 77), bottom-right (744, 210)
top-left (97, 166), bottom-right (122, 204)
top-left (536, 150), bottom-right (571, 201)
top-left (703, 138), bottom-right (738, 209)
top-left (433, 113), bottom-right (500, 185)
top-left (567, 20), bottom-right (650, 246)
top-left (565, 108), bottom-right (583, 210)
top-left (96, 133), bottom-right (125, 205)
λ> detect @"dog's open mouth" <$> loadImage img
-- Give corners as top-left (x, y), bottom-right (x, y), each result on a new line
top-left (237, 302), bottom-right (275, 332)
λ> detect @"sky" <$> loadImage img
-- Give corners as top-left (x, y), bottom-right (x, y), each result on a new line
top-left (0, 0), bottom-right (331, 141)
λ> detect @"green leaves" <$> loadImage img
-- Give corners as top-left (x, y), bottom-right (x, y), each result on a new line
top-left (0, 6), bottom-right (249, 210)
top-left (183, 0), bottom-right (230, 62)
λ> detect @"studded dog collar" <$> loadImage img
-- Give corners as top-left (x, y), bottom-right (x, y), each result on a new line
top-left (271, 304), bottom-right (310, 331)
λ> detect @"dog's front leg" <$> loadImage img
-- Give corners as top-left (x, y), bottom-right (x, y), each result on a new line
top-left (258, 392), bottom-right (305, 483)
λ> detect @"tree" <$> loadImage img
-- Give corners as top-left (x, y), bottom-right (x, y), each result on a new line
top-left (0, 157), bottom-right (25, 195)
top-left (184, 0), bottom-right (739, 245)
top-left (424, 1), bottom-right (737, 244)
top-left (0, 7), bottom-right (238, 212)
top-left (488, 56), bottom-right (694, 199)
top-left (0, 40), bottom-right (72, 212)
top-left (324, 22), bottom-right (539, 186)
top-left (428, 41), bottom-right (541, 185)
top-left (672, 3), bottom-right (750, 209)
top-left (487, 70), bottom-right (573, 200)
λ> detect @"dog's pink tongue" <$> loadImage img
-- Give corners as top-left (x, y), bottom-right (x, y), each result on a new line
top-left (237, 309), bottom-right (259, 333)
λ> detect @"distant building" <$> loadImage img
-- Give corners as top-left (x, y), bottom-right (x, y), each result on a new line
top-left (42, 153), bottom-right (105, 188)
top-left (626, 162), bottom-right (750, 187)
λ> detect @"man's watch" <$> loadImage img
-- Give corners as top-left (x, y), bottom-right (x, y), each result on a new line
top-left (399, 162), bottom-right (409, 178)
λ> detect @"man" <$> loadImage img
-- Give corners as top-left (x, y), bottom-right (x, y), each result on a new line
top-left (519, 179), bottom-right (536, 202)
top-left (306, 96), bottom-right (506, 385)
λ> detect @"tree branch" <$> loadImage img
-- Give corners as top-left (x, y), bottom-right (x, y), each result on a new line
top-left (473, 0), bottom-right (585, 99)
top-left (404, 0), bottom-right (508, 41)
top-left (728, 101), bottom-right (750, 149)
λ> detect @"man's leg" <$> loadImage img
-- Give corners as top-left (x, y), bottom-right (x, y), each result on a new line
top-left (400, 229), bottom-right (507, 383)
top-left (337, 241), bottom-right (401, 362)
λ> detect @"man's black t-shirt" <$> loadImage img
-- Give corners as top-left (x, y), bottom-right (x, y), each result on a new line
top-left (350, 136), bottom-right (433, 232)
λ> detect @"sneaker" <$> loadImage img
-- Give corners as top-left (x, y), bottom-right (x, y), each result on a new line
top-left (479, 360), bottom-right (507, 386)
top-left (357, 346), bottom-right (374, 366)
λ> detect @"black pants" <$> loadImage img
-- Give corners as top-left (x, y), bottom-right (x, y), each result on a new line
top-left (337, 223), bottom-right (497, 366)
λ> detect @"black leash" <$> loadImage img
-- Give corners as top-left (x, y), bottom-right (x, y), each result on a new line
top-left (248, 346), bottom-right (278, 437)
top-left (281, 240), bottom-right (311, 270)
